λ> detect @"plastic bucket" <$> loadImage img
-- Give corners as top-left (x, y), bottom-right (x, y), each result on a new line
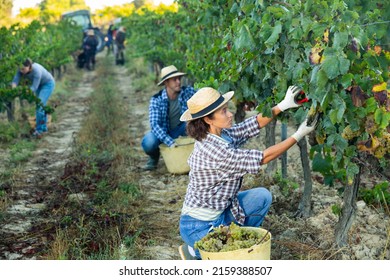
top-left (159, 137), bottom-right (195, 174)
top-left (199, 227), bottom-right (271, 260)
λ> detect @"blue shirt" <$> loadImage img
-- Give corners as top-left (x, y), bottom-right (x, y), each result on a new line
top-left (12, 63), bottom-right (54, 93)
top-left (149, 86), bottom-right (196, 146)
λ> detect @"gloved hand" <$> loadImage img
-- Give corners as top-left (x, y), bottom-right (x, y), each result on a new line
top-left (277, 85), bottom-right (302, 112)
top-left (291, 115), bottom-right (318, 142)
top-left (170, 142), bottom-right (177, 149)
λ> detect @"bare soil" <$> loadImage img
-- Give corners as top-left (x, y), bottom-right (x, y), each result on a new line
top-left (0, 70), bottom-right (95, 259)
top-left (0, 57), bottom-right (388, 260)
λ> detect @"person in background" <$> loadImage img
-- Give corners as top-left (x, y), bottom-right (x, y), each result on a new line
top-left (82, 29), bottom-right (98, 70)
top-left (11, 58), bottom-right (55, 138)
top-left (178, 86), bottom-right (318, 259)
top-left (141, 65), bottom-right (196, 171)
top-left (114, 26), bottom-right (126, 65)
top-left (105, 22), bottom-right (114, 55)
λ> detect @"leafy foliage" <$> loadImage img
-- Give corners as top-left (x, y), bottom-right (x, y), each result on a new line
top-left (0, 20), bottom-right (81, 115)
top-left (117, 0), bottom-right (389, 185)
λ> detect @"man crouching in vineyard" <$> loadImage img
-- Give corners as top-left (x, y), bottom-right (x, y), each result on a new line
top-left (11, 58), bottom-right (55, 138)
top-left (178, 86), bottom-right (317, 259)
top-left (141, 65), bottom-right (196, 170)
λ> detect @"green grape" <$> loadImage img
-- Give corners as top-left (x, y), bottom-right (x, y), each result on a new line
top-left (195, 223), bottom-right (270, 252)
top-left (341, 125), bottom-right (361, 140)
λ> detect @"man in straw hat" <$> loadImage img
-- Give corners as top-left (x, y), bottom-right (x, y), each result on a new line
top-left (178, 86), bottom-right (318, 259)
top-left (141, 65), bottom-right (196, 171)
top-left (82, 29), bottom-right (98, 70)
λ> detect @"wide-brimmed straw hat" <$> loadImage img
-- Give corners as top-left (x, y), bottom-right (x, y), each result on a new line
top-left (180, 87), bottom-right (234, 122)
top-left (157, 65), bottom-right (186, 86)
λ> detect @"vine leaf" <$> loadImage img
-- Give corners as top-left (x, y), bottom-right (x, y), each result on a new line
top-left (333, 31), bottom-right (349, 50)
top-left (346, 85), bottom-right (368, 107)
top-left (264, 22), bottom-right (282, 48)
top-left (312, 153), bottom-right (333, 174)
top-left (234, 24), bottom-right (255, 50)
top-left (309, 45), bottom-right (323, 65)
top-left (322, 54), bottom-right (350, 80)
top-left (372, 82), bottom-right (389, 111)
top-left (357, 136), bottom-right (380, 153)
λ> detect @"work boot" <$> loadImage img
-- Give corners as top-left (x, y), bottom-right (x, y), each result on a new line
top-left (143, 157), bottom-right (159, 171)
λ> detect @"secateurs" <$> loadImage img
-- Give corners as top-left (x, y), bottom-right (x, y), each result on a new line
top-left (294, 90), bottom-right (309, 105)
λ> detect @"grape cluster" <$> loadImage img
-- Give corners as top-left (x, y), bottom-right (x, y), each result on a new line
top-left (341, 125), bottom-right (362, 140)
top-left (374, 132), bottom-right (390, 158)
top-left (194, 223), bottom-right (270, 253)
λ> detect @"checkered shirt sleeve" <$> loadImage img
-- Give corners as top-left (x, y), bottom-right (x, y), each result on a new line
top-left (184, 116), bottom-right (264, 224)
top-left (149, 86), bottom-right (196, 146)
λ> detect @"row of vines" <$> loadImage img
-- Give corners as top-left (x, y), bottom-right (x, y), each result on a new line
top-left (122, 0), bottom-right (389, 246)
top-left (0, 20), bottom-right (81, 121)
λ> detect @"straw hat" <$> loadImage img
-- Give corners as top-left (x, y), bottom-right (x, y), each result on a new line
top-left (157, 65), bottom-right (186, 86)
top-left (180, 87), bottom-right (234, 122)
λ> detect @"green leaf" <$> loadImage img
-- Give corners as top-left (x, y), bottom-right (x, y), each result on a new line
top-left (322, 55), bottom-right (339, 79)
top-left (320, 91), bottom-right (331, 111)
top-left (338, 56), bottom-right (350, 75)
top-left (374, 108), bottom-right (383, 125)
top-left (346, 162), bottom-right (359, 181)
top-left (328, 95), bottom-right (346, 124)
top-left (316, 68), bottom-right (328, 89)
top-left (312, 153), bottom-right (333, 174)
top-left (333, 31), bottom-right (349, 50)
top-left (310, 65), bottom-right (320, 84)
top-left (375, 108), bottom-right (390, 129)
top-left (380, 113), bottom-right (390, 129)
top-left (365, 97), bottom-right (377, 113)
top-left (329, 109), bottom-right (339, 124)
top-left (340, 73), bottom-right (354, 88)
top-left (234, 24), bottom-right (255, 50)
top-left (264, 22), bottom-right (282, 48)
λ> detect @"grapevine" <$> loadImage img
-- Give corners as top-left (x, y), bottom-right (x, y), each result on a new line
top-left (122, 0), bottom-right (389, 246)
top-left (0, 20), bottom-right (80, 119)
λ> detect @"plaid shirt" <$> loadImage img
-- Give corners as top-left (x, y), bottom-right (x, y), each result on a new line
top-left (149, 86), bottom-right (196, 146)
top-left (184, 116), bottom-right (264, 225)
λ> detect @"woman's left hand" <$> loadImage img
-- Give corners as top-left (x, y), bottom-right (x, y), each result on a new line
top-left (277, 85), bottom-right (301, 111)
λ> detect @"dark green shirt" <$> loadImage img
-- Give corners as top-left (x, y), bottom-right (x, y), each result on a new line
top-left (169, 97), bottom-right (181, 130)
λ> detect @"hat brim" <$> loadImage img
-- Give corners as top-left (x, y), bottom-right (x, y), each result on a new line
top-left (157, 72), bottom-right (187, 86)
top-left (180, 91), bottom-right (234, 122)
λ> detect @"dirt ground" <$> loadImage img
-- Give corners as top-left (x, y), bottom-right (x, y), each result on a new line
top-left (0, 56), bottom-right (389, 260)
top-left (0, 70), bottom-right (95, 259)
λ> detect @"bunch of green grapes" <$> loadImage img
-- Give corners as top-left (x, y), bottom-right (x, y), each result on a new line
top-left (194, 223), bottom-right (270, 252)
top-left (365, 115), bottom-right (378, 134)
top-left (374, 132), bottom-right (390, 158)
top-left (341, 125), bottom-right (362, 140)
top-left (194, 237), bottom-right (224, 252)
top-left (222, 239), bottom-right (258, 252)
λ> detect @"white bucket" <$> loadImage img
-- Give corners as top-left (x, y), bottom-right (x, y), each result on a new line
top-left (159, 137), bottom-right (194, 174)
top-left (198, 227), bottom-right (271, 260)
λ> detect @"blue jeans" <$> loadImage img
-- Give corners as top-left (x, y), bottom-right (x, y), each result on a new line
top-left (35, 80), bottom-right (55, 133)
top-left (179, 187), bottom-right (272, 258)
top-left (141, 122), bottom-right (187, 159)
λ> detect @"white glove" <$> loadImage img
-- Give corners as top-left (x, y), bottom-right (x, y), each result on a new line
top-left (292, 116), bottom-right (318, 142)
top-left (277, 85), bottom-right (301, 112)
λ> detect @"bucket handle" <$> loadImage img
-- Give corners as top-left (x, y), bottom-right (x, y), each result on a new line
top-left (247, 228), bottom-right (270, 253)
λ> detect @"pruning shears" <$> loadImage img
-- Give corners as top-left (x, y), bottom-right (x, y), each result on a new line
top-left (294, 90), bottom-right (309, 105)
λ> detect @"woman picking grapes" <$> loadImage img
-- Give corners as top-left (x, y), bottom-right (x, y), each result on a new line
top-left (178, 86), bottom-right (317, 259)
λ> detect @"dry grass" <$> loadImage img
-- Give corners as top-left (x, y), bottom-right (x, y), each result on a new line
top-left (43, 56), bottom-right (145, 260)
